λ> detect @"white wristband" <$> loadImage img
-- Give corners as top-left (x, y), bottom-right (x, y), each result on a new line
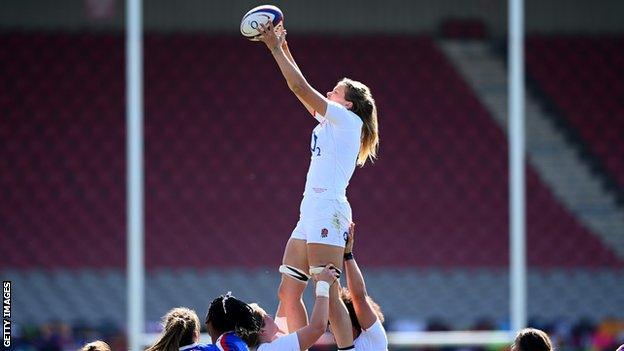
top-left (315, 281), bottom-right (330, 298)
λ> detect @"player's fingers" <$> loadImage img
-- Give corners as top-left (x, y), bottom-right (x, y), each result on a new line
top-left (323, 266), bottom-right (338, 279)
top-left (317, 267), bottom-right (330, 280)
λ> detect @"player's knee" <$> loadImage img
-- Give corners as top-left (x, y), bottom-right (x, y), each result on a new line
top-left (277, 283), bottom-right (290, 302)
top-left (278, 280), bottom-right (303, 302)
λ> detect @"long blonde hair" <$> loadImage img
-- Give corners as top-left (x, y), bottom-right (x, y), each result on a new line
top-left (146, 307), bottom-right (200, 351)
top-left (340, 78), bottom-right (379, 166)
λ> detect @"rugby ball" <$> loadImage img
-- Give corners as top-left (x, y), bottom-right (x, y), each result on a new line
top-left (240, 5), bottom-right (284, 41)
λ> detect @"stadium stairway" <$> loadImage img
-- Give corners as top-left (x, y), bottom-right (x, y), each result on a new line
top-left (3, 33), bottom-right (620, 270)
top-left (440, 40), bottom-right (624, 258)
top-left (2, 33), bottom-right (623, 330)
top-left (526, 37), bottom-right (624, 192)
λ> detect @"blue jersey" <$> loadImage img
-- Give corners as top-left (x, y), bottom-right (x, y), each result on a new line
top-left (179, 332), bottom-right (249, 351)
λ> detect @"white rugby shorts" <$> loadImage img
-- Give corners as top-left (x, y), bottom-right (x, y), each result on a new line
top-left (290, 197), bottom-right (352, 248)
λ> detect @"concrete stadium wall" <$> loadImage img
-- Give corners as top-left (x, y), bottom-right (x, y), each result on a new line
top-left (1, 0), bottom-right (623, 35)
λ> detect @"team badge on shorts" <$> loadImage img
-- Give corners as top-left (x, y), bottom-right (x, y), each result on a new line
top-left (343, 231), bottom-right (348, 242)
top-left (321, 228), bottom-right (328, 238)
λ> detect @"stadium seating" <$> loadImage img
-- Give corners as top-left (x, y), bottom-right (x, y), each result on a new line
top-left (440, 19), bottom-right (488, 39)
top-left (526, 36), bottom-right (624, 190)
top-left (1, 33), bottom-right (621, 270)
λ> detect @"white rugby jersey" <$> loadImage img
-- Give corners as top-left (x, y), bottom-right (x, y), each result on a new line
top-left (256, 332), bottom-right (299, 351)
top-left (303, 101), bottom-right (363, 201)
top-left (353, 319), bottom-right (388, 351)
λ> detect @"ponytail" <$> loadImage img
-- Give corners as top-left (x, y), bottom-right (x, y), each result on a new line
top-left (147, 307), bottom-right (200, 351)
top-left (340, 78), bottom-right (379, 167)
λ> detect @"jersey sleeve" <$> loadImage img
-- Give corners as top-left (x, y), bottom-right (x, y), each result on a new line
top-left (194, 343), bottom-right (219, 351)
top-left (258, 332), bottom-right (300, 351)
top-left (317, 101), bottom-right (361, 129)
top-left (313, 110), bottom-right (326, 123)
top-left (216, 332), bottom-right (250, 351)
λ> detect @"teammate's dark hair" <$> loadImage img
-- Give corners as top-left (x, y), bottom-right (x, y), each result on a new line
top-left (513, 328), bottom-right (553, 351)
top-left (205, 292), bottom-right (260, 342)
top-left (242, 303), bottom-right (267, 347)
top-left (147, 307), bottom-right (199, 351)
top-left (340, 287), bottom-right (384, 336)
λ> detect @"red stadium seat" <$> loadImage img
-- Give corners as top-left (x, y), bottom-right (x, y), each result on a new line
top-left (0, 33), bottom-right (621, 270)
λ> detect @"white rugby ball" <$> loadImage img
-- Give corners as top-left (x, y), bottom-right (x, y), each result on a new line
top-left (240, 5), bottom-right (284, 41)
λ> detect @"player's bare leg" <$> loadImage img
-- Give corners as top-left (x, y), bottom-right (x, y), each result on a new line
top-left (278, 238), bottom-right (309, 333)
top-left (274, 302), bottom-right (289, 333)
top-left (308, 243), bottom-right (354, 349)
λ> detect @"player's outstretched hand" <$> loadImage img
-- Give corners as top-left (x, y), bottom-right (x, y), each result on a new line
top-left (280, 28), bottom-right (289, 49)
top-left (258, 21), bottom-right (285, 52)
top-left (314, 265), bottom-right (339, 285)
top-left (345, 222), bottom-right (355, 254)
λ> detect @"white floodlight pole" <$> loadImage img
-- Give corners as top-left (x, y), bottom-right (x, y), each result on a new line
top-left (126, 0), bottom-right (145, 349)
top-left (509, 0), bottom-right (527, 334)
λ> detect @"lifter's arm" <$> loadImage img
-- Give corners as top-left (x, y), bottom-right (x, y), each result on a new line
top-left (295, 266), bottom-right (338, 350)
top-left (344, 223), bottom-right (378, 330)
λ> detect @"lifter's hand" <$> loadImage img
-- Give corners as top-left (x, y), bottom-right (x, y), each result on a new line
top-left (314, 265), bottom-right (339, 285)
top-left (258, 21), bottom-right (285, 52)
top-left (344, 223), bottom-right (355, 254)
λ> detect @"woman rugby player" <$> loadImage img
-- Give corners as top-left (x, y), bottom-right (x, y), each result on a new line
top-left (147, 293), bottom-right (258, 351)
top-left (246, 266), bottom-right (338, 351)
top-left (336, 223), bottom-right (388, 350)
top-left (257, 21), bottom-right (379, 351)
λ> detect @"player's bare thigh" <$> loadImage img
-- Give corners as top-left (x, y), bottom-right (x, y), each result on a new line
top-left (307, 243), bottom-right (344, 272)
top-left (282, 238), bottom-right (308, 272)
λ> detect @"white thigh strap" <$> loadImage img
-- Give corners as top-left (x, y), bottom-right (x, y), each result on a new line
top-left (279, 264), bottom-right (310, 283)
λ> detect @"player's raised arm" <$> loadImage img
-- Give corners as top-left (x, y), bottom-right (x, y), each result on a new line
top-left (257, 21), bottom-right (328, 116)
top-left (343, 223), bottom-right (378, 330)
top-left (280, 36), bottom-right (315, 116)
top-left (295, 266), bottom-right (338, 350)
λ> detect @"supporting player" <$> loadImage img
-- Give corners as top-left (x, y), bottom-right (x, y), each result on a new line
top-left (257, 21), bottom-right (379, 351)
top-left (245, 266), bottom-right (339, 350)
top-left (334, 223), bottom-right (388, 350)
top-left (146, 306), bottom-right (251, 351)
top-left (205, 292), bottom-right (260, 349)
